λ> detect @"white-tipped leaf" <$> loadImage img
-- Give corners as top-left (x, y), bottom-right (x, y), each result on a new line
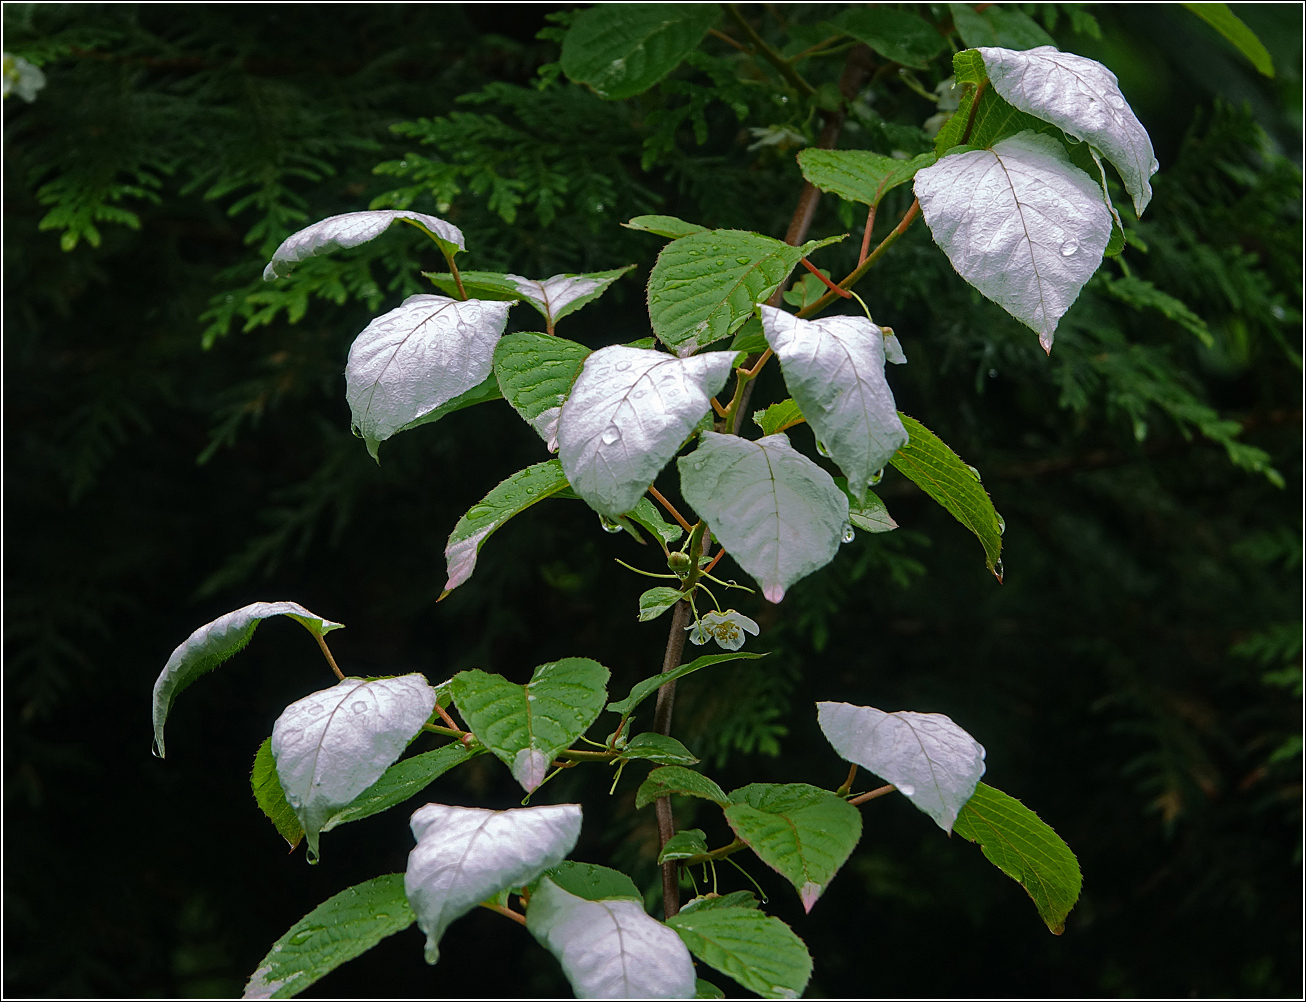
top-left (151, 601), bottom-right (343, 759)
top-left (678, 433), bottom-right (849, 603)
top-left (760, 307), bottom-right (907, 503)
top-left (405, 802), bottom-right (581, 964)
top-left (506, 267), bottom-right (632, 330)
top-left (345, 294), bottom-right (513, 458)
top-left (527, 875), bottom-right (696, 999)
top-left (914, 130), bottom-right (1113, 351)
top-left (272, 674), bottom-right (436, 859)
top-left (816, 701), bottom-right (986, 833)
top-left (557, 346), bottom-right (734, 518)
top-left (263, 210), bottom-right (465, 280)
top-left (977, 46), bottom-right (1158, 217)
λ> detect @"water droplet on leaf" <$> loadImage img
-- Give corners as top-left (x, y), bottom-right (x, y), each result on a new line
top-left (1060, 238), bottom-right (1079, 256)
top-left (599, 515), bottom-right (623, 534)
top-left (601, 425), bottom-right (622, 445)
top-left (841, 523), bottom-right (855, 544)
top-left (966, 464), bottom-right (982, 482)
top-left (870, 467), bottom-right (885, 486)
top-left (997, 515), bottom-right (1006, 535)
top-left (351, 701), bottom-right (367, 715)
top-left (897, 783), bottom-right (915, 797)
top-left (815, 440), bottom-right (831, 458)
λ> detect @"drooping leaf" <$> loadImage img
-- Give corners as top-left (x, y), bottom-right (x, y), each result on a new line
top-left (828, 6), bottom-right (948, 68)
top-left (648, 230), bottom-right (843, 357)
top-left (1183, 3), bottom-right (1274, 77)
top-left (618, 732), bottom-right (700, 767)
top-left (888, 414), bottom-right (1003, 575)
top-left (657, 829), bottom-right (710, 863)
top-left (680, 891), bottom-right (759, 913)
top-left (667, 905), bottom-right (813, 1000)
top-left (492, 332), bottom-right (591, 452)
top-left (624, 497), bottom-right (685, 545)
top-left (251, 738), bottom-right (304, 850)
top-left (442, 460), bottom-right (573, 595)
top-left (151, 601), bottom-right (343, 758)
top-left (504, 267), bottom-right (634, 330)
top-left (624, 214), bottom-right (709, 239)
top-left (262, 210), bottom-right (464, 280)
top-left (345, 294), bottom-right (514, 459)
top-left (321, 742), bottom-right (481, 833)
top-left (723, 783), bottom-right (862, 912)
top-left (953, 782), bottom-right (1082, 934)
top-left (797, 149), bottom-right (938, 208)
top-left (834, 477), bottom-right (897, 533)
top-left (752, 398), bottom-right (807, 437)
top-left (639, 586), bottom-right (686, 622)
top-left (557, 345), bottom-right (735, 518)
top-left (542, 860), bottom-right (643, 902)
top-left (816, 701), bottom-right (986, 833)
top-left (561, 3), bottom-right (721, 100)
top-left (678, 433), bottom-right (850, 603)
top-left (406, 802), bottom-right (582, 963)
top-left (761, 306), bottom-right (908, 503)
top-left (914, 130), bottom-right (1114, 350)
top-left (271, 674), bottom-right (436, 860)
top-left (241, 875), bottom-right (414, 999)
top-left (396, 372), bottom-right (503, 436)
top-left (976, 46), bottom-right (1159, 216)
top-left (635, 765), bottom-right (729, 809)
top-left (526, 874), bottom-right (696, 998)
top-left (949, 3), bottom-right (1055, 50)
top-left (607, 652), bottom-right (766, 717)
top-left (449, 658), bottom-right (610, 792)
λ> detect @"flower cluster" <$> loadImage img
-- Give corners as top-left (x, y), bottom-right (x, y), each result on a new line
top-left (686, 610), bottom-right (759, 651)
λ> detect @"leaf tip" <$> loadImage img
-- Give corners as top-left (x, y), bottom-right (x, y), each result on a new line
top-left (799, 881), bottom-right (822, 913)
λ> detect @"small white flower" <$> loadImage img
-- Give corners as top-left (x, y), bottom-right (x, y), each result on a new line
top-left (3, 53), bottom-right (46, 103)
top-left (685, 610), bottom-right (760, 652)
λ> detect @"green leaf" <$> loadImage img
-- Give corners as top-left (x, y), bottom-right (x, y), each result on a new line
top-left (624, 214), bottom-right (708, 239)
top-left (835, 477), bottom-right (897, 533)
top-left (506, 267), bottom-right (635, 329)
top-left (639, 586), bottom-right (686, 622)
top-left (829, 7), bottom-right (948, 69)
top-left (1102, 275), bottom-right (1215, 347)
top-left (151, 601), bottom-right (343, 759)
top-left (798, 149), bottom-right (937, 208)
top-left (607, 652), bottom-right (766, 717)
top-left (753, 399), bottom-right (807, 437)
top-left (695, 978), bottom-right (726, 998)
top-left (251, 737), bottom-right (304, 850)
top-left (394, 371), bottom-right (503, 437)
top-left (729, 314), bottom-right (768, 354)
top-left (635, 765), bottom-right (729, 809)
top-left (657, 828), bottom-right (709, 863)
top-left (242, 874), bottom-right (414, 999)
top-left (933, 80), bottom-right (1049, 156)
top-left (949, 3), bottom-right (1055, 49)
top-left (953, 782), bottom-right (1082, 935)
top-left (680, 891), bottom-right (759, 913)
top-left (561, 3), bottom-right (722, 100)
top-left (889, 414), bottom-right (1003, 576)
top-left (540, 860), bottom-right (642, 901)
top-left (648, 230), bottom-right (843, 357)
top-left (723, 783), bottom-right (862, 912)
top-left (492, 333), bottom-right (591, 451)
top-left (1183, 3), bottom-right (1274, 76)
top-left (442, 460), bottom-right (573, 594)
top-left (667, 905), bottom-right (813, 999)
top-left (320, 742), bottom-right (480, 833)
top-left (450, 657), bottom-right (610, 792)
top-left (618, 732), bottom-right (700, 766)
top-left (625, 497), bottom-right (685, 546)
top-left (423, 269), bottom-right (521, 300)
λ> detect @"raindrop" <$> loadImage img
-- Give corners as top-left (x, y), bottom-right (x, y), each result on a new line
top-left (897, 783), bottom-right (915, 797)
top-left (601, 425), bottom-right (622, 445)
top-left (598, 515), bottom-right (623, 534)
top-left (374, 912), bottom-right (390, 920)
top-left (352, 701), bottom-right (367, 715)
top-left (993, 558), bottom-right (1004, 581)
top-left (841, 523), bottom-right (856, 544)
top-left (289, 928), bottom-right (319, 946)
top-left (615, 360), bottom-right (632, 371)
top-left (870, 467), bottom-right (885, 486)
top-left (150, 739), bottom-right (164, 759)
top-left (815, 440), bottom-right (832, 458)
top-left (306, 703), bottom-right (325, 717)
top-left (693, 461), bottom-right (704, 471)
top-left (1064, 131), bottom-right (1082, 144)
top-left (524, 486), bottom-right (536, 495)
top-left (1150, 157), bottom-right (1160, 173)
top-left (1106, 93), bottom-right (1125, 109)
top-left (1060, 238), bottom-right (1079, 257)
top-left (966, 464), bottom-right (982, 482)
top-left (988, 368), bottom-right (997, 378)
top-left (735, 256), bottom-right (750, 265)
top-left (997, 515), bottom-right (1006, 535)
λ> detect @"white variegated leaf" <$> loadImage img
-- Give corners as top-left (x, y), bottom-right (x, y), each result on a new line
top-left (345, 294), bottom-right (513, 459)
top-left (272, 674), bottom-right (436, 860)
top-left (678, 433), bottom-right (850, 604)
top-left (263, 210), bottom-right (465, 280)
top-left (914, 131), bottom-right (1113, 351)
top-left (504, 268), bottom-right (631, 330)
top-left (977, 45), bottom-right (1158, 217)
top-left (527, 876), bottom-right (695, 999)
top-left (816, 701), bottom-right (986, 833)
top-left (405, 803), bottom-right (581, 964)
top-left (760, 307), bottom-right (908, 503)
top-left (151, 601), bottom-right (343, 759)
top-left (558, 346), bottom-right (734, 518)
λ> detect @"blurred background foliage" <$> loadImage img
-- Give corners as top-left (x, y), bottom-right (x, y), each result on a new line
top-left (3, 3), bottom-right (1300, 997)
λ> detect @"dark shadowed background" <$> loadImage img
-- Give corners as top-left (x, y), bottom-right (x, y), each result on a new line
top-left (4, 3), bottom-right (1301, 998)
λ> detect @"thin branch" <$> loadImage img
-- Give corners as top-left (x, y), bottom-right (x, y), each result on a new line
top-left (797, 198), bottom-right (920, 320)
top-left (708, 26), bottom-right (750, 53)
top-left (434, 703), bottom-right (460, 731)
top-left (858, 203), bottom-right (876, 265)
top-left (800, 257), bottom-right (852, 298)
top-left (788, 33), bottom-right (847, 63)
top-left (648, 485), bottom-right (694, 534)
top-left (960, 79), bottom-right (988, 146)
top-left (849, 783), bottom-right (896, 806)
top-left (836, 763), bottom-right (858, 797)
top-left (315, 634), bottom-right (345, 682)
top-left (480, 901), bottom-right (527, 926)
top-left (725, 4), bottom-right (817, 97)
top-left (702, 549), bottom-right (726, 576)
top-left (654, 599), bottom-right (693, 919)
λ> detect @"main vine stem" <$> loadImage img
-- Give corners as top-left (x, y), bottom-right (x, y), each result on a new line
top-left (652, 39), bottom-right (875, 921)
